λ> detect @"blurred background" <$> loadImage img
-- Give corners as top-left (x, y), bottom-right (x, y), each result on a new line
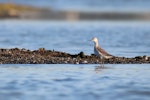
top-left (1, 0), bottom-right (150, 20)
top-left (0, 0), bottom-right (150, 57)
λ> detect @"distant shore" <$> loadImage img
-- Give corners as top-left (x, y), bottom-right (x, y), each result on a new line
top-left (0, 48), bottom-right (149, 64)
top-left (1, 3), bottom-right (150, 20)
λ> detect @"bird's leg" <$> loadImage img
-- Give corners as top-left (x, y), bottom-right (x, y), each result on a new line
top-left (102, 58), bottom-right (104, 67)
top-left (100, 57), bottom-right (104, 67)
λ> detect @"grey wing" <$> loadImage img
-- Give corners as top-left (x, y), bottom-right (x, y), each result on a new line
top-left (97, 46), bottom-right (113, 56)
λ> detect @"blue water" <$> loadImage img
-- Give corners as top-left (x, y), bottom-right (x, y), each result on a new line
top-left (0, 64), bottom-right (150, 100)
top-left (0, 20), bottom-right (150, 57)
top-left (0, 20), bottom-right (150, 100)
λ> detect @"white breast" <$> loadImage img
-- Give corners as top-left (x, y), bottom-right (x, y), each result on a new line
top-left (94, 47), bottom-right (103, 58)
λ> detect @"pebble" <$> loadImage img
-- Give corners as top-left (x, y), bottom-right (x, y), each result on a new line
top-left (143, 55), bottom-right (148, 61)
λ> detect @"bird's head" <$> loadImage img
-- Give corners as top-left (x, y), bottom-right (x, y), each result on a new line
top-left (91, 37), bottom-right (98, 43)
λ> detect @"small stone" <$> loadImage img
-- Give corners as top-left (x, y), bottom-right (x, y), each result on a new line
top-left (91, 54), bottom-right (95, 56)
top-left (135, 56), bottom-right (142, 59)
top-left (83, 60), bottom-right (88, 64)
top-left (143, 55), bottom-right (148, 61)
top-left (1, 49), bottom-right (6, 52)
top-left (64, 61), bottom-right (68, 64)
top-left (79, 51), bottom-right (85, 58)
top-left (6, 49), bottom-right (9, 52)
top-left (38, 48), bottom-right (45, 51)
top-left (21, 48), bottom-right (27, 51)
top-left (73, 58), bottom-right (76, 61)
top-left (75, 62), bottom-right (79, 64)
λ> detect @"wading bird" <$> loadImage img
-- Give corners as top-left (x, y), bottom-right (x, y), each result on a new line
top-left (91, 37), bottom-right (113, 66)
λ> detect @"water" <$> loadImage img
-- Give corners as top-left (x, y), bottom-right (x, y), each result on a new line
top-left (0, 20), bottom-right (150, 100)
top-left (0, 20), bottom-right (150, 57)
top-left (0, 64), bottom-right (150, 100)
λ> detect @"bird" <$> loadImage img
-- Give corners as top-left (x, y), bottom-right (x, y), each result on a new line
top-left (91, 37), bottom-right (113, 65)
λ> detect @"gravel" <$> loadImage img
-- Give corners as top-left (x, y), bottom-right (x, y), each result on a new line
top-left (0, 48), bottom-right (150, 64)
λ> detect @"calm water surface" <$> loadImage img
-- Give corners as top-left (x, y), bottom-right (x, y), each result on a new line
top-left (0, 20), bottom-right (150, 100)
top-left (0, 64), bottom-right (150, 100)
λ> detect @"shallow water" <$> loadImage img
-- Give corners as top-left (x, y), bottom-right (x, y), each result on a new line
top-left (0, 64), bottom-right (150, 100)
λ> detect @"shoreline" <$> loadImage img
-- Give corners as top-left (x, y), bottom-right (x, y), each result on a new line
top-left (0, 48), bottom-right (149, 64)
top-left (1, 3), bottom-right (150, 21)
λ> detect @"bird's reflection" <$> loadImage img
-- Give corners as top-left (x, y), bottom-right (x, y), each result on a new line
top-left (94, 65), bottom-right (108, 73)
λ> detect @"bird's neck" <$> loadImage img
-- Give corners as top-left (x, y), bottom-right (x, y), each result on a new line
top-left (94, 41), bottom-right (99, 47)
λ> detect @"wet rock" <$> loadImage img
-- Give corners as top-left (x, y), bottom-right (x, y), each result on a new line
top-left (143, 55), bottom-right (149, 61)
top-left (135, 56), bottom-right (143, 59)
top-left (38, 48), bottom-right (45, 52)
top-left (21, 48), bottom-right (27, 52)
top-left (82, 60), bottom-right (88, 64)
top-left (78, 51), bottom-right (85, 58)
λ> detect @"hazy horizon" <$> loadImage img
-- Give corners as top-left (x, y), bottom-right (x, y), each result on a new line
top-left (0, 0), bottom-right (150, 12)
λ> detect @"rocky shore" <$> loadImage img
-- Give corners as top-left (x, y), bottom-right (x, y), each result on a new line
top-left (0, 48), bottom-right (150, 64)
